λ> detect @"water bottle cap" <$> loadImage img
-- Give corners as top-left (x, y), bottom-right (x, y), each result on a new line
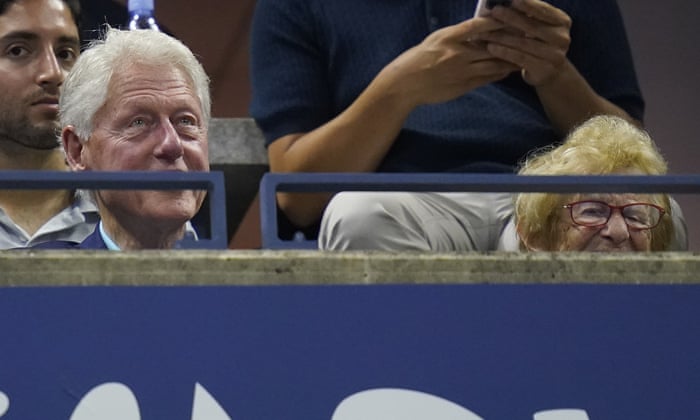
top-left (128, 0), bottom-right (154, 12)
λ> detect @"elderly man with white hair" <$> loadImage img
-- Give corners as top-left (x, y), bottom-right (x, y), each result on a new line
top-left (53, 27), bottom-right (211, 250)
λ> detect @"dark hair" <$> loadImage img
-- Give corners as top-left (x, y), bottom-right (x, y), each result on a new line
top-left (0, 0), bottom-right (81, 30)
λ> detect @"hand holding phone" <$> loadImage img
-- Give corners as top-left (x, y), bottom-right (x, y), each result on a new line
top-left (473, 0), bottom-right (512, 17)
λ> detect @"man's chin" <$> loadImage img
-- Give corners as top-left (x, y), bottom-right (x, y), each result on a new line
top-left (23, 140), bottom-right (62, 150)
top-left (0, 136), bottom-right (60, 151)
top-left (0, 125), bottom-right (60, 150)
top-left (144, 207), bottom-right (199, 228)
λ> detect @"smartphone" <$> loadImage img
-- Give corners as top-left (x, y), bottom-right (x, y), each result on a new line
top-left (473, 0), bottom-right (513, 17)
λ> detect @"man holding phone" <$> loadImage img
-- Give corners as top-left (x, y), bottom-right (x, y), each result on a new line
top-left (251, 0), bottom-right (652, 251)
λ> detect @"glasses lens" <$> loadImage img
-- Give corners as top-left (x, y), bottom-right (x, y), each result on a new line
top-left (569, 201), bottom-right (663, 229)
top-left (622, 204), bottom-right (661, 229)
top-left (570, 201), bottom-right (609, 226)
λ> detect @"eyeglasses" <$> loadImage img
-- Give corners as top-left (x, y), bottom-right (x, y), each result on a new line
top-left (562, 200), bottom-right (666, 230)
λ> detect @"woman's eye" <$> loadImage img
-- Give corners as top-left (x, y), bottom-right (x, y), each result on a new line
top-left (624, 212), bottom-right (646, 223)
top-left (580, 207), bottom-right (606, 217)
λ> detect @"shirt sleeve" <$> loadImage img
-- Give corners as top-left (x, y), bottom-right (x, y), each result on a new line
top-left (565, 0), bottom-right (645, 121)
top-left (249, 0), bottom-right (335, 147)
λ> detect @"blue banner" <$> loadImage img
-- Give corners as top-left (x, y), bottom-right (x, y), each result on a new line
top-left (1, 284), bottom-right (698, 419)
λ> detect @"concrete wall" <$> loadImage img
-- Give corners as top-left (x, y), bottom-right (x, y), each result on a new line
top-left (2, 250), bottom-right (700, 285)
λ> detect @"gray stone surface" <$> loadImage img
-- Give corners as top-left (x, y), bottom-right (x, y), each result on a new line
top-left (209, 118), bottom-right (268, 165)
top-left (2, 251), bottom-right (699, 286)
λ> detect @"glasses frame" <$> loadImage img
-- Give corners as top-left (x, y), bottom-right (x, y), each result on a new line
top-left (562, 200), bottom-right (666, 230)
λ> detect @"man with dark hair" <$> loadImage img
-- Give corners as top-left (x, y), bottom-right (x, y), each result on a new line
top-left (0, 0), bottom-right (99, 249)
top-left (0, 0), bottom-right (79, 18)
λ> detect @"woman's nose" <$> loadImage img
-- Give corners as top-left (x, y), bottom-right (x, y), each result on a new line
top-left (600, 209), bottom-right (631, 243)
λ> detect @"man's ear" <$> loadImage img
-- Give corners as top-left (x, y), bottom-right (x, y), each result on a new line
top-left (62, 126), bottom-right (87, 171)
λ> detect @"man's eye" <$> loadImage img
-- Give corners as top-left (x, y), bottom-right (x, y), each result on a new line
top-left (7, 45), bottom-right (30, 58)
top-left (178, 116), bottom-right (196, 126)
top-left (129, 118), bottom-right (146, 127)
top-left (57, 48), bottom-right (78, 63)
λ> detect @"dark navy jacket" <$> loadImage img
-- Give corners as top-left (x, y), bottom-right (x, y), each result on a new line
top-left (32, 228), bottom-right (108, 250)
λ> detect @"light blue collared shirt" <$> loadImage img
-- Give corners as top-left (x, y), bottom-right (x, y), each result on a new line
top-left (98, 221), bottom-right (121, 251)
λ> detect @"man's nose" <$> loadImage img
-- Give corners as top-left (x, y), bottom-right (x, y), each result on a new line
top-left (154, 121), bottom-right (185, 162)
top-left (36, 49), bottom-right (65, 89)
top-left (600, 209), bottom-right (631, 243)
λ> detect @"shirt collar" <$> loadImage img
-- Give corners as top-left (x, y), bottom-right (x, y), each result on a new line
top-left (98, 221), bottom-right (121, 251)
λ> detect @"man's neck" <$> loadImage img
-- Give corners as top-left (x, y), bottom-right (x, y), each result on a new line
top-left (0, 189), bottom-right (74, 236)
top-left (0, 141), bottom-right (68, 171)
top-left (100, 212), bottom-right (187, 250)
top-left (0, 142), bottom-right (73, 236)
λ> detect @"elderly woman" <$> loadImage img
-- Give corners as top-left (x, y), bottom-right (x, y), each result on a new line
top-left (513, 115), bottom-right (677, 252)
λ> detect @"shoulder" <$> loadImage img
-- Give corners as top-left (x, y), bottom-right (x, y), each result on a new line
top-left (77, 229), bottom-right (109, 249)
top-left (253, 0), bottom-right (319, 23)
top-left (31, 240), bottom-right (81, 250)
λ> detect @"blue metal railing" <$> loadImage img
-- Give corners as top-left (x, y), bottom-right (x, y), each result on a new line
top-left (0, 170), bottom-right (227, 249)
top-left (260, 172), bottom-right (700, 249)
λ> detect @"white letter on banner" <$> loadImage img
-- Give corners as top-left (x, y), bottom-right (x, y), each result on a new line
top-left (0, 390), bottom-right (9, 417)
top-left (192, 382), bottom-right (232, 420)
top-left (69, 382), bottom-right (140, 420)
top-left (331, 388), bottom-right (484, 420)
top-left (533, 409), bottom-right (591, 420)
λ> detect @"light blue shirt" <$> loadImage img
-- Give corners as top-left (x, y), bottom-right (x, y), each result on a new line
top-left (98, 221), bottom-right (121, 251)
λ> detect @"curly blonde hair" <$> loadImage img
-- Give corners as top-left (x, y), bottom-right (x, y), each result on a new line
top-left (515, 115), bottom-right (673, 251)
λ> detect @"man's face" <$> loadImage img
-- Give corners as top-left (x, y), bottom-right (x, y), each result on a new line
top-left (81, 63), bottom-right (210, 228)
top-left (0, 0), bottom-right (79, 150)
top-left (556, 194), bottom-right (654, 252)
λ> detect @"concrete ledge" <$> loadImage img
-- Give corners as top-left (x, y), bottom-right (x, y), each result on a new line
top-left (2, 251), bottom-right (699, 286)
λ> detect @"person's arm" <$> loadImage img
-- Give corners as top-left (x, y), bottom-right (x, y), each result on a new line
top-left (266, 76), bottom-right (413, 227)
top-left (268, 18), bottom-right (518, 227)
top-left (476, 0), bottom-right (640, 135)
top-left (531, 60), bottom-right (641, 133)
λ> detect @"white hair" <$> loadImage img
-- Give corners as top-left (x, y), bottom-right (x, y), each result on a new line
top-left (60, 27), bottom-right (211, 140)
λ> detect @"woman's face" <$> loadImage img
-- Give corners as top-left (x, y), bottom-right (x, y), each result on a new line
top-left (555, 194), bottom-right (658, 252)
